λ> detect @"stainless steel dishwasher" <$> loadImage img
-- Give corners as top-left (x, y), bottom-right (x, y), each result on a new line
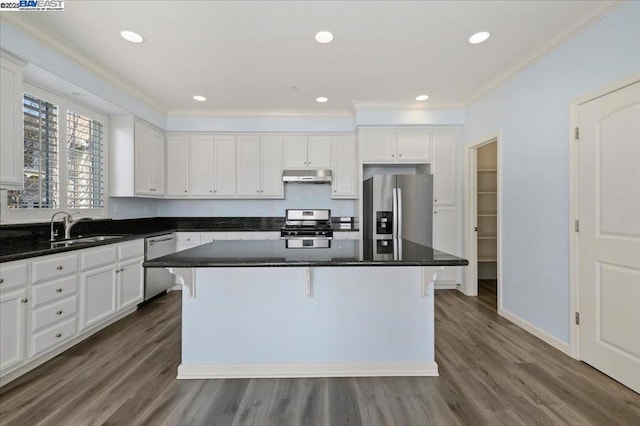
top-left (144, 233), bottom-right (177, 301)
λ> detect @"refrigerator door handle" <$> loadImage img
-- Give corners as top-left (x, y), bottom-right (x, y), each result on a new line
top-left (397, 187), bottom-right (403, 239)
top-left (392, 187), bottom-right (398, 238)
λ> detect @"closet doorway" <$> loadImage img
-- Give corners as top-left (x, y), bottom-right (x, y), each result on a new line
top-left (465, 137), bottom-right (501, 311)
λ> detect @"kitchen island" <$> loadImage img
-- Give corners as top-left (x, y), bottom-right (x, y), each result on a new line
top-left (144, 239), bottom-right (468, 379)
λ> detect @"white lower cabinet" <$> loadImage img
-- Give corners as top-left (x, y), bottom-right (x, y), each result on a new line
top-left (81, 264), bottom-right (118, 330)
top-left (117, 255), bottom-right (144, 311)
top-left (0, 286), bottom-right (28, 375)
top-left (433, 207), bottom-right (462, 285)
top-left (1, 239), bottom-right (146, 383)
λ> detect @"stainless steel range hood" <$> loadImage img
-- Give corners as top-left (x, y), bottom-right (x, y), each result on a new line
top-left (282, 169), bottom-right (332, 183)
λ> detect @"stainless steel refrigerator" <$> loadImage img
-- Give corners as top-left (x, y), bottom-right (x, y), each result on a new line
top-left (363, 173), bottom-right (433, 258)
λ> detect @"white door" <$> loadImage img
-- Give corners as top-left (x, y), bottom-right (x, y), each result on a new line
top-left (190, 135), bottom-right (215, 197)
top-left (165, 135), bottom-right (190, 197)
top-left (81, 265), bottom-right (117, 330)
top-left (260, 137), bottom-right (283, 197)
top-left (213, 136), bottom-right (237, 196)
top-left (117, 257), bottom-right (143, 311)
top-left (433, 131), bottom-right (457, 206)
top-left (578, 81), bottom-right (640, 393)
top-left (133, 123), bottom-right (151, 195)
top-left (283, 136), bottom-right (308, 168)
top-left (236, 136), bottom-right (261, 196)
top-left (0, 288), bottom-right (27, 373)
top-left (396, 129), bottom-right (431, 162)
top-left (360, 130), bottom-right (395, 162)
top-left (307, 136), bottom-right (332, 168)
top-left (332, 136), bottom-right (357, 198)
top-left (149, 130), bottom-right (165, 195)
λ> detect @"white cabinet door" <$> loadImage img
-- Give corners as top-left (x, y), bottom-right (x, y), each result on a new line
top-left (134, 124), bottom-right (151, 195)
top-left (134, 122), bottom-right (164, 196)
top-left (332, 136), bottom-right (357, 199)
top-left (149, 130), bottom-right (165, 196)
top-left (117, 256), bottom-right (143, 311)
top-left (237, 136), bottom-right (262, 196)
top-left (283, 136), bottom-right (307, 168)
top-left (432, 131), bottom-right (457, 206)
top-left (0, 54), bottom-right (25, 189)
top-left (213, 136), bottom-right (237, 196)
top-left (190, 135), bottom-right (215, 197)
top-left (260, 136), bottom-right (283, 198)
top-left (433, 207), bottom-right (461, 284)
top-left (81, 264), bottom-right (117, 330)
top-left (397, 129), bottom-right (431, 162)
top-left (0, 287), bottom-right (27, 374)
top-left (360, 130), bottom-right (395, 162)
top-left (307, 136), bottom-right (332, 168)
top-left (166, 134), bottom-right (190, 197)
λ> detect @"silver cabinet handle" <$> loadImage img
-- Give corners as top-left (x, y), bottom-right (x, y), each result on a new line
top-left (55, 333), bottom-right (62, 338)
top-left (120, 268), bottom-right (124, 272)
top-left (399, 154), bottom-right (402, 157)
top-left (0, 278), bottom-right (4, 284)
top-left (150, 237), bottom-right (174, 244)
top-left (56, 288), bottom-right (63, 293)
top-left (56, 310), bottom-right (63, 315)
top-left (184, 190), bottom-right (188, 193)
top-left (115, 269), bottom-right (120, 274)
top-left (21, 298), bottom-right (28, 303)
top-left (56, 265), bottom-right (63, 270)
top-left (391, 154), bottom-right (395, 157)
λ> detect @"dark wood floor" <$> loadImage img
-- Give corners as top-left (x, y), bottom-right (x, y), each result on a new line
top-left (1, 286), bottom-right (639, 426)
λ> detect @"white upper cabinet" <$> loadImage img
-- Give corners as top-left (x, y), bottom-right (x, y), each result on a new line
top-left (166, 134), bottom-right (190, 197)
top-left (237, 136), bottom-right (283, 198)
top-left (0, 53), bottom-right (26, 190)
top-left (432, 130), bottom-right (458, 206)
top-left (213, 136), bottom-right (237, 196)
top-left (189, 135), bottom-right (215, 197)
top-left (283, 135), bottom-right (331, 169)
top-left (110, 117), bottom-right (166, 198)
top-left (359, 128), bottom-right (431, 163)
top-left (332, 136), bottom-right (357, 199)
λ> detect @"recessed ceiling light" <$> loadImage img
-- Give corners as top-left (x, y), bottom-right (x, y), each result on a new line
top-left (315, 31), bottom-right (334, 44)
top-left (468, 31), bottom-right (490, 44)
top-left (193, 95), bottom-right (207, 102)
top-left (415, 95), bottom-right (429, 101)
top-left (316, 97), bottom-right (328, 103)
top-left (120, 30), bottom-right (144, 44)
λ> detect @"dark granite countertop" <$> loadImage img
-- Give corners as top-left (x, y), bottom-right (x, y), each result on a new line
top-left (0, 217), bottom-right (359, 263)
top-left (143, 239), bottom-right (468, 268)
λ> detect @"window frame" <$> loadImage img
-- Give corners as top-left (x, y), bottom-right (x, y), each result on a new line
top-left (1, 83), bottom-right (109, 223)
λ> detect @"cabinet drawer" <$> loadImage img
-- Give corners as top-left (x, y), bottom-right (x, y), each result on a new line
top-left (0, 261), bottom-right (28, 291)
top-left (31, 296), bottom-right (77, 332)
top-left (32, 254), bottom-right (78, 284)
top-left (118, 239), bottom-right (144, 261)
top-left (30, 317), bottom-right (76, 357)
top-left (31, 276), bottom-right (77, 308)
top-left (81, 246), bottom-right (117, 271)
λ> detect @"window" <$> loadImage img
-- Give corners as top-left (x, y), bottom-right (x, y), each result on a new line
top-left (2, 84), bottom-right (107, 222)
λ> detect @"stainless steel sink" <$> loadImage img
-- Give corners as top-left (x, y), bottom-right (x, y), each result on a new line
top-left (50, 235), bottom-right (127, 248)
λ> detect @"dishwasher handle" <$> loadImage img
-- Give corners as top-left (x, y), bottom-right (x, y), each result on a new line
top-left (148, 237), bottom-right (175, 245)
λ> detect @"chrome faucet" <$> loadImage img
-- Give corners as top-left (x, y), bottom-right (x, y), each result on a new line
top-left (50, 212), bottom-right (72, 241)
top-left (50, 212), bottom-right (94, 241)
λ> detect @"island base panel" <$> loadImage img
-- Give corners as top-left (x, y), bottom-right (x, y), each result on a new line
top-left (180, 266), bottom-right (438, 378)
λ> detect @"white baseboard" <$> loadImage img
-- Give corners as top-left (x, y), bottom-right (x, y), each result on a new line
top-left (499, 308), bottom-right (570, 355)
top-left (435, 281), bottom-right (458, 290)
top-left (177, 362), bottom-right (439, 379)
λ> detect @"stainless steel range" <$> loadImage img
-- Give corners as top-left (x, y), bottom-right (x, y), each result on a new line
top-left (281, 209), bottom-right (333, 248)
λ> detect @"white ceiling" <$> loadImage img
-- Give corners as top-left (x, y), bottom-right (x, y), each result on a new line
top-left (3, 1), bottom-right (618, 113)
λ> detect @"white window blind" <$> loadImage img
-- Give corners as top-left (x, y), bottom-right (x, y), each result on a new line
top-left (66, 111), bottom-right (104, 208)
top-left (7, 93), bottom-right (59, 209)
top-left (5, 88), bottom-right (107, 218)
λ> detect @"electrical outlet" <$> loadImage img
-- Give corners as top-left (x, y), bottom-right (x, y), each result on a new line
top-left (113, 203), bottom-right (120, 214)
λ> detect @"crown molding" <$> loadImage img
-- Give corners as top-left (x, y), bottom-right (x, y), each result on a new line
top-left (352, 101), bottom-right (465, 110)
top-left (167, 109), bottom-right (354, 118)
top-left (464, 0), bottom-right (625, 106)
top-left (0, 14), bottom-right (168, 115)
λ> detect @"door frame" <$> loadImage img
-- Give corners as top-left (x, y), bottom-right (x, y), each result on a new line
top-left (568, 72), bottom-right (640, 359)
top-left (463, 133), bottom-right (502, 307)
